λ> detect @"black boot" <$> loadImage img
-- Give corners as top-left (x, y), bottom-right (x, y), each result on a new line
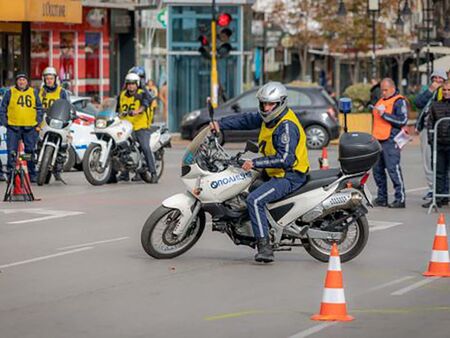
top-left (254, 238), bottom-right (274, 263)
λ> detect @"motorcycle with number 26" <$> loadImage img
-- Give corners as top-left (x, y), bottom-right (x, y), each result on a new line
top-left (141, 98), bottom-right (381, 262)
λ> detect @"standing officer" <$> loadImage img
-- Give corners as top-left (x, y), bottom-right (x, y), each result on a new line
top-left (211, 82), bottom-right (309, 263)
top-left (0, 72), bottom-right (43, 182)
top-left (39, 66), bottom-right (70, 181)
top-left (372, 78), bottom-right (408, 208)
top-left (116, 73), bottom-right (157, 183)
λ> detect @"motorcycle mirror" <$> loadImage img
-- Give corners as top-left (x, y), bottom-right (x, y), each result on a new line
top-left (244, 140), bottom-right (259, 154)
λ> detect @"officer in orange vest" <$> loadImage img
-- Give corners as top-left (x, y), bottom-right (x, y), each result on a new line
top-left (0, 72), bottom-right (43, 182)
top-left (372, 78), bottom-right (408, 208)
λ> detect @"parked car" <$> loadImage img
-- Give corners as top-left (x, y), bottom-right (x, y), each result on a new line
top-left (180, 86), bottom-right (340, 149)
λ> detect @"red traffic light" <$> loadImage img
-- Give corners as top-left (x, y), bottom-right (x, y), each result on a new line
top-left (217, 13), bottom-right (232, 27)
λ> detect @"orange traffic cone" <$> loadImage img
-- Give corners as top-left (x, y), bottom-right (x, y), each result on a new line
top-left (3, 142), bottom-right (35, 202)
top-left (311, 243), bottom-right (354, 322)
top-left (423, 213), bottom-right (450, 277)
top-left (320, 147), bottom-right (329, 170)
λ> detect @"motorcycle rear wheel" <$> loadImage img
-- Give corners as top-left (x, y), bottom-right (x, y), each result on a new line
top-left (141, 205), bottom-right (205, 259)
top-left (304, 214), bottom-right (369, 263)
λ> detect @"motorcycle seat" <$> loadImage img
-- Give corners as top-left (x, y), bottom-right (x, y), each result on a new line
top-left (276, 168), bottom-right (342, 201)
top-left (149, 125), bottom-right (160, 133)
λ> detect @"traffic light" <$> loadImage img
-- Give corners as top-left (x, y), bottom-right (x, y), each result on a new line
top-left (217, 12), bottom-right (232, 58)
top-left (198, 34), bottom-right (211, 60)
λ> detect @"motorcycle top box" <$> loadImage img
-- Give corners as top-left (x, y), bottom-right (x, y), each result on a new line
top-left (338, 132), bottom-right (381, 174)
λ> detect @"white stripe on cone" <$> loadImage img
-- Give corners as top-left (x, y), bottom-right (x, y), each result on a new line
top-left (436, 224), bottom-right (447, 236)
top-left (431, 250), bottom-right (450, 263)
top-left (328, 256), bottom-right (341, 271)
top-left (322, 288), bottom-right (346, 304)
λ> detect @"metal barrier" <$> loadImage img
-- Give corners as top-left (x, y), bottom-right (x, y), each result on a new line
top-left (428, 117), bottom-right (450, 214)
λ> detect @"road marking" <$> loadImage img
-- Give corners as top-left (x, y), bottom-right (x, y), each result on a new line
top-left (391, 277), bottom-right (441, 296)
top-left (57, 236), bottom-right (130, 250)
top-left (288, 323), bottom-right (337, 338)
top-left (369, 220), bottom-right (403, 232)
top-left (368, 276), bottom-right (415, 292)
top-left (0, 247), bottom-right (93, 269)
top-left (0, 208), bottom-right (84, 225)
top-left (204, 310), bottom-right (265, 321)
top-left (406, 186), bottom-right (428, 193)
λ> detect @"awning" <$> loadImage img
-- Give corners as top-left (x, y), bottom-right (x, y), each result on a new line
top-left (418, 55), bottom-right (450, 72)
top-left (0, 0), bottom-right (82, 24)
top-left (420, 46), bottom-right (450, 55)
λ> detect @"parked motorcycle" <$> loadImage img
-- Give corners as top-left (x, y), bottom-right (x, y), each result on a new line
top-left (141, 100), bottom-right (381, 263)
top-left (83, 99), bottom-right (171, 186)
top-left (37, 99), bottom-right (76, 186)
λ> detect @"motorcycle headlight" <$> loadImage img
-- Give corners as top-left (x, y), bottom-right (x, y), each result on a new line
top-left (183, 110), bottom-right (201, 124)
top-left (49, 119), bottom-right (64, 129)
top-left (95, 119), bottom-right (107, 129)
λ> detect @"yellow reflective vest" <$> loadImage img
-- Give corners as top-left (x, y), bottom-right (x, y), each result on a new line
top-left (39, 86), bottom-right (62, 110)
top-left (258, 109), bottom-right (310, 178)
top-left (7, 87), bottom-right (39, 127)
top-left (118, 89), bottom-right (150, 131)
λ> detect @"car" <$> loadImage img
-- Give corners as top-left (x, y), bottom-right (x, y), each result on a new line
top-left (180, 86), bottom-right (340, 149)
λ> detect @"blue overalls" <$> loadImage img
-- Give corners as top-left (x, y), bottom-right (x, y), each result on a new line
top-left (219, 110), bottom-right (307, 238)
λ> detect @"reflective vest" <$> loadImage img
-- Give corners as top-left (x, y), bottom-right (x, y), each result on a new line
top-left (7, 87), bottom-right (38, 127)
top-left (258, 109), bottom-right (310, 178)
top-left (39, 86), bottom-right (62, 109)
top-left (372, 94), bottom-right (405, 141)
top-left (118, 89), bottom-right (149, 131)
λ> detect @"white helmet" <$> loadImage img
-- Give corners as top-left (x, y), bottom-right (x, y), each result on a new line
top-left (125, 72), bottom-right (140, 84)
top-left (42, 67), bottom-right (57, 79)
top-left (256, 82), bottom-right (288, 123)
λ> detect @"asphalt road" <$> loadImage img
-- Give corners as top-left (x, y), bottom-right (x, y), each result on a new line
top-left (1, 143), bottom-right (449, 338)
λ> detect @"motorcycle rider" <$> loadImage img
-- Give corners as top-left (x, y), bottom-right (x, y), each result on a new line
top-left (39, 66), bottom-right (70, 181)
top-left (115, 72), bottom-right (157, 183)
top-left (210, 82), bottom-right (310, 263)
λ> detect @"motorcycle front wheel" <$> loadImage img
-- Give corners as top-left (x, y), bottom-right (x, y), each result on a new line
top-left (141, 205), bottom-right (205, 259)
top-left (304, 214), bottom-right (369, 263)
top-left (83, 144), bottom-right (112, 186)
top-left (37, 146), bottom-right (54, 186)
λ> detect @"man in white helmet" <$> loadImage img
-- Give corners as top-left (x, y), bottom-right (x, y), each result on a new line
top-left (39, 66), bottom-right (70, 181)
top-left (210, 82), bottom-right (310, 263)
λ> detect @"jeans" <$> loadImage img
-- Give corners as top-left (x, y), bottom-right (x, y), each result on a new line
top-left (6, 126), bottom-right (38, 179)
top-left (134, 128), bottom-right (156, 175)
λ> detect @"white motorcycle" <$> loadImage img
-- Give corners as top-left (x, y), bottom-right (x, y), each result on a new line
top-left (37, 99), bottom-right (76, 185)
top-left (83, 99), bottom-right (171, 186)
top-left (141, 103), bottom-right (381, 263)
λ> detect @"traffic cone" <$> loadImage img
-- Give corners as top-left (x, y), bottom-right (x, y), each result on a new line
top-left (311, 243), bottom-right (354, 322)
top-left (423, 213), bottom-right (450, 277)
top-left (320, 147), bottom-right (329, 170)
top-left (3, 142), bottom-right (35, 202)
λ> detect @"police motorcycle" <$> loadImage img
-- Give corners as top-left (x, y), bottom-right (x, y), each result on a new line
top-left (37, 99), bottom-right (77, 186)
top-left (141, 98), bottom-right (381, 263)
top-left (83, 98), bottom-right (170, 186)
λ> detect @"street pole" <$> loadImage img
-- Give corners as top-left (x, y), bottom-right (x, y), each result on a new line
top-left (425, 0), bottom-right (431, 79)
top-left (371, 11), bottom-right (377, 80)
top-left (210, 0), bottom-right (219, 108)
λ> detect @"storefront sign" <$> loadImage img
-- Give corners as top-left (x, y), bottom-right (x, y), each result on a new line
top-left (111, 10), bottom-right (131, 34)
top-left (0, 0), bottom-right (82, 23)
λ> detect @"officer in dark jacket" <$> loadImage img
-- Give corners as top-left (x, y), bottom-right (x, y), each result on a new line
top-left (0, 72), bottom-right (43, 182)
top-left (211, 82), bottom-right (310, 263)
top-left (425, 81), bottom-right (450, 207)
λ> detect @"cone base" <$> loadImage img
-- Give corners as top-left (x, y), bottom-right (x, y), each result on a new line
top-left (311, 313), bottom-right (354, 322)
top-left (423, 271), bottom-right (450, 277)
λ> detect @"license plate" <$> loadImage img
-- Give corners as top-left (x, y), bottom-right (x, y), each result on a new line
top-left (363, 185), bottom-right (373, 207)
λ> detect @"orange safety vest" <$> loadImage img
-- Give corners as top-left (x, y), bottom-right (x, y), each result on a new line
top-left (372, 94), bottom-right (405, 141)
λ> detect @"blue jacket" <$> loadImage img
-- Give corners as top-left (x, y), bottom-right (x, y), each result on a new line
top-left (415, 87), bottom-right (440, 131)
top-left (0, 86), bottom-right (43, 127)
top-left (218, 109), bottom-right (306, 183)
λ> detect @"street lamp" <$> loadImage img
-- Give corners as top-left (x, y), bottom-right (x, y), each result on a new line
top-left (422, 0), bottom-right (433, 78)
top-left (368, 0), bottom-right (380, 81)
top-left (337, 0), bottom-right (347, 17)
top-left (401, 0), bottom-right (412, 17)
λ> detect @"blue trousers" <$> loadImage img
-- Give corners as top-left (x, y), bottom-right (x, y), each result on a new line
top-left (247, 174), bottom-right (306, 238)
top-left (134, 129), bottom-right (156, 175)
top-left (373, 139), bottom-right (405, 203)
top-left (6, 126), bottom-right (38, 179)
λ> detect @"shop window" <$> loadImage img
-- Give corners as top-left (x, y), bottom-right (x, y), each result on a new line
top-left (31, 31), bottom-right (50, 85)
top-left (85, 32), bottom-right (101, 98)
top-left (60, 32), bottom-right (76, 89)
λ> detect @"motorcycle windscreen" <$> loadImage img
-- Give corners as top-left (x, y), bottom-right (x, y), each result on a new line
top-left (182, 127), bottom-right (211, 165)
top-left (47, 99), bottom-right (72, 122)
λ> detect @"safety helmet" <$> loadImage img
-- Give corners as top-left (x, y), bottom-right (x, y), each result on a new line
top-left (125, 72), bottom-right (140, 85)
top-left (128, 66), bottom-right (146, 81)
top-left (42, 67), bottom-right (58, 79)
top-left (256, 82), bottom-right (288, 123)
